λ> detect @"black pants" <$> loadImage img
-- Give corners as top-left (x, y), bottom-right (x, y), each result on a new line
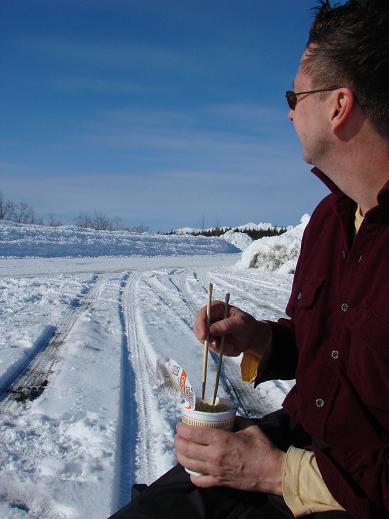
top-left (108, 410), bottom-right (353, 519)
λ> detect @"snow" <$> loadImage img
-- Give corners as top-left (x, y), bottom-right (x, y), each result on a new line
top-left (221, 229), bottom-right (253, 251)
top-left (236, 214), bottom-right (309, 274)
top-left (0, 221), bottom-right (239, 258)
top-left (234, 222), bottom-right (288, 232)
top-left (0, 219), bottom-right (304, 518)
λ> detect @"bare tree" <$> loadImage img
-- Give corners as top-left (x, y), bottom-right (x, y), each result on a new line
top-left (0, 191), bottom-right (5, 219)
top-left (0, 193), bottom-right (40, 224)
top-left (111, 216), bottom-right (123, 230)
top-left (4, 200), bottom-right (16, 221)
top-left (47, 213), bottom-right (63, 227)
top-left (74, 213), bottom-right (94, 229)
top-left (92, 211), bottom-right (113, 231)
top-left (128, 223), bottom-right (150, 233)
top-left (200, 213), bottom-right (206, 231)
top-left (74, 211), bottom-right (113, 230)
top-left (17, 202), bottom-right (35, 224)
top-left (0, 192), bottom-right (15, 221)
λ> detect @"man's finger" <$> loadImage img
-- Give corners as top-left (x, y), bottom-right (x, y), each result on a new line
top-left (193, 300), bottom-right (229, 341)
top-left (176, 422), bottom-right (225, 445)
top-left (176, 454), bottom-right (214, 480)
top-left (209, 314), bottom-right (242, 338)
top-left (190, 474), bottom-right (221, 488)
top-left (174, 434), bottom-right (210, 462)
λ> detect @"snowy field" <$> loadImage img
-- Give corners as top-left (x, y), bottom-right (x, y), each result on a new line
top-left (0, 221), bottom-right (304, 518)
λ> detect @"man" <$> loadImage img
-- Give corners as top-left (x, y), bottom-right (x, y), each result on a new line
top-left (109, 1), bottom-right (389, 517)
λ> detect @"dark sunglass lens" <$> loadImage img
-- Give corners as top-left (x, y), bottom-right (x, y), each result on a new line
top-left (285, 91), bottom-right (296, 110)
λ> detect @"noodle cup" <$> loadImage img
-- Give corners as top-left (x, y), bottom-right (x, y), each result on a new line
top-left (181, 397), bottom-right (237, 476)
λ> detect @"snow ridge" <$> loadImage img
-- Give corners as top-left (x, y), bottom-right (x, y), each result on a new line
top-left (0, 221), bottom-right (239, 258)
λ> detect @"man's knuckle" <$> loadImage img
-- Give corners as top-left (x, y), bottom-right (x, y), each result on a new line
top-left (218, 432), bottom-right (231, 447)
top-left (211, 448), bottom-right (226, 466)
top-left (210, 449), bottom-right (220, 464)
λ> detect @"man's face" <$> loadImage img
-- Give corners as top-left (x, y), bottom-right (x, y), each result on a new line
top-left (288, 51), bottom-right (332, 167)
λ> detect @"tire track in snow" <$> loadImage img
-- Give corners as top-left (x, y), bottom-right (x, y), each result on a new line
top-left (215, 271), bottom-right (292, 295)
top-left (0, 275), bottom-right (101, 411)
top-left (169, 269), bottom-right (202, 316)
top-left (141, 274), bottom-right (195, 333)
top-left (210, 273), bottom-right (285, 315)
top-left (114, 272), bottom-right (138, 510)
top-left (116, 271), bottom-right (174, 500)
top-left (0, 275), bottom-right (112, 519)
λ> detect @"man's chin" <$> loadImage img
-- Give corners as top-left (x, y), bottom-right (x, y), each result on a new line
top-left (302, 154), bottom-right (314, 166)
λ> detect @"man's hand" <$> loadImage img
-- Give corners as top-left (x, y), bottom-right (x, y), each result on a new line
top-left (193, 300), bottom-right (271, 357)
top-left (174, 418), bottom-right (285, 495)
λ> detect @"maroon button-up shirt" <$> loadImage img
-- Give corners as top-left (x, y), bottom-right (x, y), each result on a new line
top-left (262, 169), bottom-right (389, 518)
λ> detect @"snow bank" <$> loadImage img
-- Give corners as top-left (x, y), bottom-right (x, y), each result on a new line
top-left (221, 229), bottom-right (253, 251)
top-left (0, 221), bottom-right (240, 258)
top-left (236, 214), bottom-right (310, 274)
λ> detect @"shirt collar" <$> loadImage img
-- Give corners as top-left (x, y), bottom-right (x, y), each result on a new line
top-left (311, 166), bottom-right (389, 218)
top-left (311, 167), bottom-right (341, 194)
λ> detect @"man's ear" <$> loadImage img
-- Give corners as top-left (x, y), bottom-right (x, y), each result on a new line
top-left (330, 88), bottom-right (355, 133)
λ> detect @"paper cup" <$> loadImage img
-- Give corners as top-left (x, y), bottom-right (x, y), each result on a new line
top-left (181, 397), bottom-right (236, 476)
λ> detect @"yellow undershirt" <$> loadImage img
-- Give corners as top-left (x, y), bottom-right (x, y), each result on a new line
top-left (240, 205), bottom-right (364, 516)
top-left (354, 204), bottom-right (364, 233)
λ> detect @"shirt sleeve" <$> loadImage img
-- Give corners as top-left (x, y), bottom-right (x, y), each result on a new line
top-left (253, 318), bottom-right (298, 384)
top-left (282, 447), bottom-right (345, 517)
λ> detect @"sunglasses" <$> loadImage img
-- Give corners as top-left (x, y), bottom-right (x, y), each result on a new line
top-left (285, 86), bottom-right (341, 110)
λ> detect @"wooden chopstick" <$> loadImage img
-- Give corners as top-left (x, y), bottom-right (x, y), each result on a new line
top-left (201, 282), bottom-right (213, 400)
top-left (212, 292), bottom-right (230, 405)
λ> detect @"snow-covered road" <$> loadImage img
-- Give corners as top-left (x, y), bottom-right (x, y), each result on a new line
top-left (0, 255), bottom-right (294, 519)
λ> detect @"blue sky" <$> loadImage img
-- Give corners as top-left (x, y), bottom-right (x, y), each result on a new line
top-left (0, 0), bottom-right (330, 231)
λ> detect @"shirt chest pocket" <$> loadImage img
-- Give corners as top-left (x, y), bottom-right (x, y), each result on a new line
top-left (345, 305), bottom-right (389, 414)
top-left (346, 305), bottom-right (389, 357)
top-left (286, 276), bottom-right (325, 316)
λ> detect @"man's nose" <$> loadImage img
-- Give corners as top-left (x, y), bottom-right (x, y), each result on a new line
top-left (288, 109), bottom-right (294, 122)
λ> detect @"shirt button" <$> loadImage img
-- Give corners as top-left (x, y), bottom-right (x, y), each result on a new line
top-left (297, 291), bottom-right (302, 301)
top-left (342, 250), bottom-right (346, 260)
top-left (316, 398), bottom-right (325, 408)
top-left (341, 303), bottom-right (349, 312)
top-left (331, 350), bottom-right (339, 359)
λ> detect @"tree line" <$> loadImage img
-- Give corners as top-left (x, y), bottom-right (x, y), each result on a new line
top-left (0, 191), bottom-right (149, 232)
top-left (0, 191), bottom-right (42, 225)
top-left (0, 191), bottom-right (286, 238)
top-left (167, 226), bottom-right (288, 240)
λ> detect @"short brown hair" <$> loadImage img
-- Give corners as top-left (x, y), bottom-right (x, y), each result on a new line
top-left (304, 0), bottom-right (389, 137)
